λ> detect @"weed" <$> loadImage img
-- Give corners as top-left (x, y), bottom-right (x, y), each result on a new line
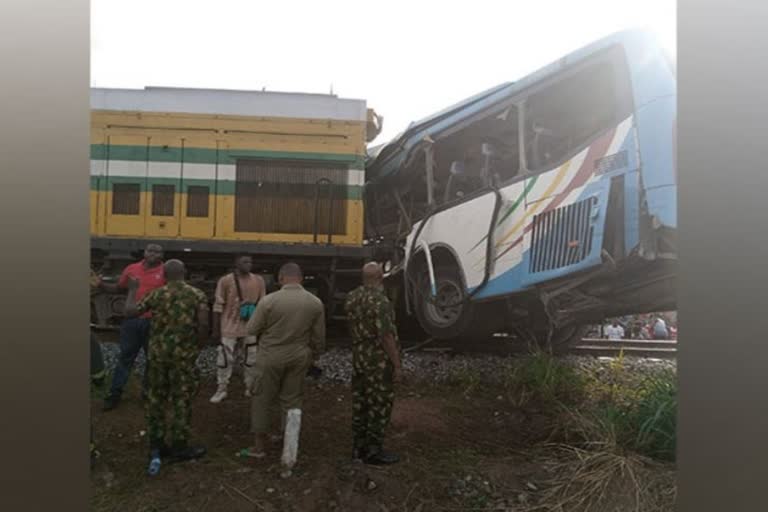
top-left (442, 447), bottom-right (482, 472)
top-left (448, 365), bottom-right (484, 395)
top-left (582, 352), bottom-right (643, 409)
top-left (560, 366), bottom-right (677, 462)
top-left (625, 369), bottom-right (677, 461)
top-left (506, 350), bottom-right (584, 407)
top-left (91, 371), bottom-right (110, 400)
top-left (526, 444), bottom-right (676, 512)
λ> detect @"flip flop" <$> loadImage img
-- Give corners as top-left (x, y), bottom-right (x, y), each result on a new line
top-left (237, 447), bottom-right (266, 459)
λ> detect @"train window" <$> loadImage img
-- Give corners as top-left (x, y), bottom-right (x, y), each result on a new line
top-left (523, 55), bottom-right (630, 172)
top-left (112, 183), bottom-right (140, 215)
top-left (151, 184), bottom-right (175, 216)
top-left (187, 185), bottom-right (210, 217)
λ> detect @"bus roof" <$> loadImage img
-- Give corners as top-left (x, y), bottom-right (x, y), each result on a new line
top-left (366, 29), bottom-right (670, 183)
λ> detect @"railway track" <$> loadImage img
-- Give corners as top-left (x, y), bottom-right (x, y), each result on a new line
top-left (569, 338), bottom-right (677, 359)
top-left (393, 336), bottom-right (678, 359)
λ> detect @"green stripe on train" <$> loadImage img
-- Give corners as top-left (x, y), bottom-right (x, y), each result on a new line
top-left (90, 176), bottom-right (363, 200)
top-left (91, 144), bottom-right (365, 168)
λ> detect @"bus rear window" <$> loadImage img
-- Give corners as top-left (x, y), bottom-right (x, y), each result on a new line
top-left (524, 54), bottom-right (631, 172)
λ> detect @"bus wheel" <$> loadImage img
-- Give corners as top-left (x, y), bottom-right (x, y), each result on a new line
top-left (414, 265), bottom-right (475, 340)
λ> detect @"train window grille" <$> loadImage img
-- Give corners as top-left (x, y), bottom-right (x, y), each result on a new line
top-left (151, 184), bottom-right (175, 216)
top-left (529, 197), bottom-right (596, 273)
top-left (186, 185), bottom-right (209, 218)
top-left (234, 159), bottom-right (348, 235)
top-left (111, 183), bottom-right (140, 215)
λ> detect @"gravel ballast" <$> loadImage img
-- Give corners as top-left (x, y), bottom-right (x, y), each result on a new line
top-left (98, 343), bottom-right (676, 386)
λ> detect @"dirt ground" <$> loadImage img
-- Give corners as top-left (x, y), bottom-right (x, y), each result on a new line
top-left (90, 368), bottom-right (668, 512)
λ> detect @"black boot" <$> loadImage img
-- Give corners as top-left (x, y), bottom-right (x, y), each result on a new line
top-left (102, 394), bottom-right (121, 412)
top-left (352, 446), bottom-right (367, 462)
top-left (364, 446), bottom-right (399, 465)
top-left (158, 443), bottom-right (172, 457)
top-left (168, 442), bottom-right (207, 463)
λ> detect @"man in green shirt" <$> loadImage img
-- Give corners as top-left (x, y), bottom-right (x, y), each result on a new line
top-left (243, 262), bottom-right (325, 471)
top-left (345, 262), bottom-right (403, 465)
top-left (124, 259), bottom-right (210, 476)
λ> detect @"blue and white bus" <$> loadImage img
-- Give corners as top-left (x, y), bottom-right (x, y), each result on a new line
top-left (365, 30), bottom-right (676, 346)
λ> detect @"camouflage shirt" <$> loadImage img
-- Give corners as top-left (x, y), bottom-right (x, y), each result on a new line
top-left (136, 281), bottom-right (209, 362)
top-left (345, 285), bottom-right (399, 370)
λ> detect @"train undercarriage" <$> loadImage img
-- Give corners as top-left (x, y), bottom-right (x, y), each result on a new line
top-left (90, 237), bottom-right (381, 332)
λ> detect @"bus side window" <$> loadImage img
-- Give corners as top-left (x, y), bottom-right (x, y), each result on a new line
top-left (492, 106), bottom-right (521, 184)
top-left (523, 56), bottom-right (627, 173)
top-left (433, 104), bottom-right (521, 203)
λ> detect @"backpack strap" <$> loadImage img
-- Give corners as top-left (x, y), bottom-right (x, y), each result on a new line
top-left (233, 272), bottom-right (244, 302)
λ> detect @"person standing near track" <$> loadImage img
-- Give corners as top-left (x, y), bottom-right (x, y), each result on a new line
top-left (124, 259), bottom-right (210, 476)
top-left (97, 244), bottom-right (166, 411)
top-left (209, 254), bottom-right (266, 404)
top-left (605, 320), bottom-right (625, 341)
top-left (344, 262), bottom-right (403, 465)
top-left (653, 315), bottom-right (670, 340)
top-left (242, 263), bottom-right (325, 471)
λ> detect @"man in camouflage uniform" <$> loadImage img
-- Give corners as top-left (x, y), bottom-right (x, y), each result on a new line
top-left (124, 259), bottom-right (210, 476)
top-left (345, 262), bottom-right (403, 465)
top-left (90, 271), bottom-right (106, 467)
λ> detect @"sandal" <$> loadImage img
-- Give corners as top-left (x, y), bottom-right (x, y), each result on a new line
top-left (237, 447), bottom-right (266, 459)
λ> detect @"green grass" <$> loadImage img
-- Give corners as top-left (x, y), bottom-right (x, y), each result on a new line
top-left (571, 365), bottom-right (677, 462)
top-left (448, 366), bottom-right (484, 395)
top-left (624, 369), bottom-right (677, 461)
top-left (532, 365), bottom-right (678, 512)
top-left (442, 447), bottom-right (482, 472)
top-left (505, 350), bottom-right (584, 408)
top-left (90, 371), bottom-right (111, 400)
top-left (504, 349), bottom-right (677, 463)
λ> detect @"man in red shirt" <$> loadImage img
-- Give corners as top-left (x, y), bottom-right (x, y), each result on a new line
top-left (97, 244), bottom-right (166, 411)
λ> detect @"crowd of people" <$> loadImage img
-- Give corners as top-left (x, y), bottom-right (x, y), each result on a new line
top-left (601, 313), bottom-right (678, 341)
top-left (90, 245), bottom-right (403, 476)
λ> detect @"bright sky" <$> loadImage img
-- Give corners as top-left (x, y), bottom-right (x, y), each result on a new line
top-left (91, 0), bottom-right (676, 145)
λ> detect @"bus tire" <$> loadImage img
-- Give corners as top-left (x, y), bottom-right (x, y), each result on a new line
top-left (413, 265), bottom-right (476, 340)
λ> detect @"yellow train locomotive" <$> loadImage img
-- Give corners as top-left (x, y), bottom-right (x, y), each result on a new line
top-left (90, 86), bottom-right (382, 327)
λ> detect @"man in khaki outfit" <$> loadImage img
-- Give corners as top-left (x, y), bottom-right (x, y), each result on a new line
top-left (243, 262), bottom-right (325, 470)
top-left (210, 254), bottom-right (266, 403)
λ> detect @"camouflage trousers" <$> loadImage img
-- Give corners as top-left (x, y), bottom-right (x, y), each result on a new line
top-left (352, 360), bottom-right (395, 452)
top-left (146, 357), bottom-right (199, 449)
